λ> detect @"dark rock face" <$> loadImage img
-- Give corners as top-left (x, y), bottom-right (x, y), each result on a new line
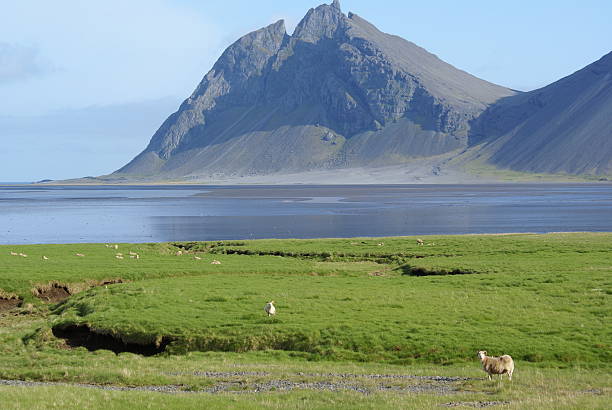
top-left (473, 52), bottom-right (612, 176)
top-left (146, 19), bottom-right (289, 161)
top-left (116, 1), bottom-right (514, 179)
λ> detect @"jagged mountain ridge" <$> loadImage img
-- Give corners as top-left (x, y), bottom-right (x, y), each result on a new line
top-left (115, 1), bottom-right (611, 181)
top-left (117, 1), bottom-right (515, 179)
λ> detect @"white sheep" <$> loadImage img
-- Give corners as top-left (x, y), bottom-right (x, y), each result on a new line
top-left (264, 301), bottom-right (276, 316)
top-left (10, 252), bottom-right (18, 256)
top-left (477, 350), bottom-right (514, 381)
top-left (211, 260), bottom-right (221, 265)
top-left (42, 256), bottom-right (49, 260)
top-left (416, 239), bottom-right (424, 246)
top-left (76, 253), bottom-right (85, 257)
top-left (194, 256), bottom-right (201, 260)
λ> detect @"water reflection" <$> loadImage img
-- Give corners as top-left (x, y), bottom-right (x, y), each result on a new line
top-left (1, 184), bottom-right (611, 244)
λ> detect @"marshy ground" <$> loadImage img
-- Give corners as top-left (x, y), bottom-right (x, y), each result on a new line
top-left (0, 233), bottom-right (610, 408)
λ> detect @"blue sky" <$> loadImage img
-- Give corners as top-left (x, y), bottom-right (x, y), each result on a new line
top-left (1, 0), bottom-right (611, 181)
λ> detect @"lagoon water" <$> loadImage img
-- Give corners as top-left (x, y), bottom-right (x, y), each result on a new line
top-left (1, 184), bottom-right (611, 244)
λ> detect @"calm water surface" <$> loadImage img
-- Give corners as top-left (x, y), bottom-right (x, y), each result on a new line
top-left (1, 184), bottom-right (611, 244)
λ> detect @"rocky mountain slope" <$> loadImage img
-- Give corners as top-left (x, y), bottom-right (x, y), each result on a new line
top-left (113, 1), bottom-right (610, 182)
top-left (472, 51), bottom-right (612, 176)
top-left (115, 1), bottom-right (515, 180)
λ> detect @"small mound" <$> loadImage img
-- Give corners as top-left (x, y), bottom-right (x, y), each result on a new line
top-left (52, 325), bottom-right (170, 356)
top-left (0, 297), bottom-right (22, 312)
top-left (35, 284), bottom-right (71, 302)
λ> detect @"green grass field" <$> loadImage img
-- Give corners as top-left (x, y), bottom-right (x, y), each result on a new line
top-left (1, 233), bottom-right (610, 408)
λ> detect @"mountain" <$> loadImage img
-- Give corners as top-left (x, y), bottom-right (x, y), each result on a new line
top-left (472, 51), bottom-right (612, 176)
top-left (113, 1), bottom-right (610, 182)
top-left (115, 1), bottom-right (515, 180)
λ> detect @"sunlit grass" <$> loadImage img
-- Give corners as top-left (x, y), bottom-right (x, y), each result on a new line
top-left (0, 233), bottom-right (610, 408)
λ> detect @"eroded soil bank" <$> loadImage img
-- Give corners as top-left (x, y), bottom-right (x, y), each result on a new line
top-left (52, 325), bottom-right (170, 356)
top-left (0, 297), bottom-right (22, 312)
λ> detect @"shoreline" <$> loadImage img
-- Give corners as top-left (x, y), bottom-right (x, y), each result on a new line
top-left (4, 180), bottom-right (612, 187)
top-left (7, 160), bottom-right (610, 186)
top-left (1, 231), bottom-right (608, 247)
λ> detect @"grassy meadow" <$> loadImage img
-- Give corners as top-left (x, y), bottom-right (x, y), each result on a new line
top-left (0, 233), bottom-right (610, 408)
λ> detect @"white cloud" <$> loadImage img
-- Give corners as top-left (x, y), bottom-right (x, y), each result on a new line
top-left (0, 42), bottom-right (50, 83)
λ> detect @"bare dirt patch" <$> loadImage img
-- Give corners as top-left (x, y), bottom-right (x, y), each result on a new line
top-left (32, 279), bottom-right (125, 303)
top-left (52, 325), bottom-right (171, 356)
top-left (34, 283), bottom-right (71, 302)
top-left (100, 279), bottom-right (124, 286)
top-left (0, 297), bottom-right (22, 312)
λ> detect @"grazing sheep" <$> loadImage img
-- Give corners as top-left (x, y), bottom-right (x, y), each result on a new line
top-left (116, 253), bottom-right (123, 256)
top-left (76, 253), bottom-right (85, 257)
top-left (194, 256), bottom-right (201, 260)
top-left (19, 253), bottom-right (27, 257)
top-left (129, 251), bottom-right (138, 256)
top-left (176, 250), bottom-right (183, 256)
top-left (42, 256), bottom-right (48, 260)
top-left (10, 252), bottom-right (18, 256)
top-left (115, 255), bottom-right (124, 259)
top-left (416, 239), bottom-right (424, 246)
top-left (377, 242), bottom-right (384, 246)
top-left (211, 260), bottom-right (221, 265)
top-left (477, 350), bottom-right (514, 381)
top-left (264, 301), bottom-right (276, 316)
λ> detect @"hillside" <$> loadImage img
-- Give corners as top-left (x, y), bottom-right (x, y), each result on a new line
top-left (473, 51), bottom-right (612, 176)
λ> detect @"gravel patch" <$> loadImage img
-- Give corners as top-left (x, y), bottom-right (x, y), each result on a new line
top-left (164, 371), bottom-right (269, 377)
top-left (202, 380), bottom-right (370, 394)
top-left (580, 389), bottom-right (603, 395)
top-left (177, 370), bottom-right (475, 382)
top-left (0, 379), bottom-right (189, 394)
top-left (0, 371), bottom-right (470, 396)
top-left (299, 372), bottom-right (475, 382)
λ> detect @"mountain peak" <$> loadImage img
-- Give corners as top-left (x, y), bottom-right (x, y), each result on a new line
top-left (292, 1), bottom-right (346, 43)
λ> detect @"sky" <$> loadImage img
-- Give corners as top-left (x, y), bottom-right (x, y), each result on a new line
top-left (1, 0), bottom-right (611, 181)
